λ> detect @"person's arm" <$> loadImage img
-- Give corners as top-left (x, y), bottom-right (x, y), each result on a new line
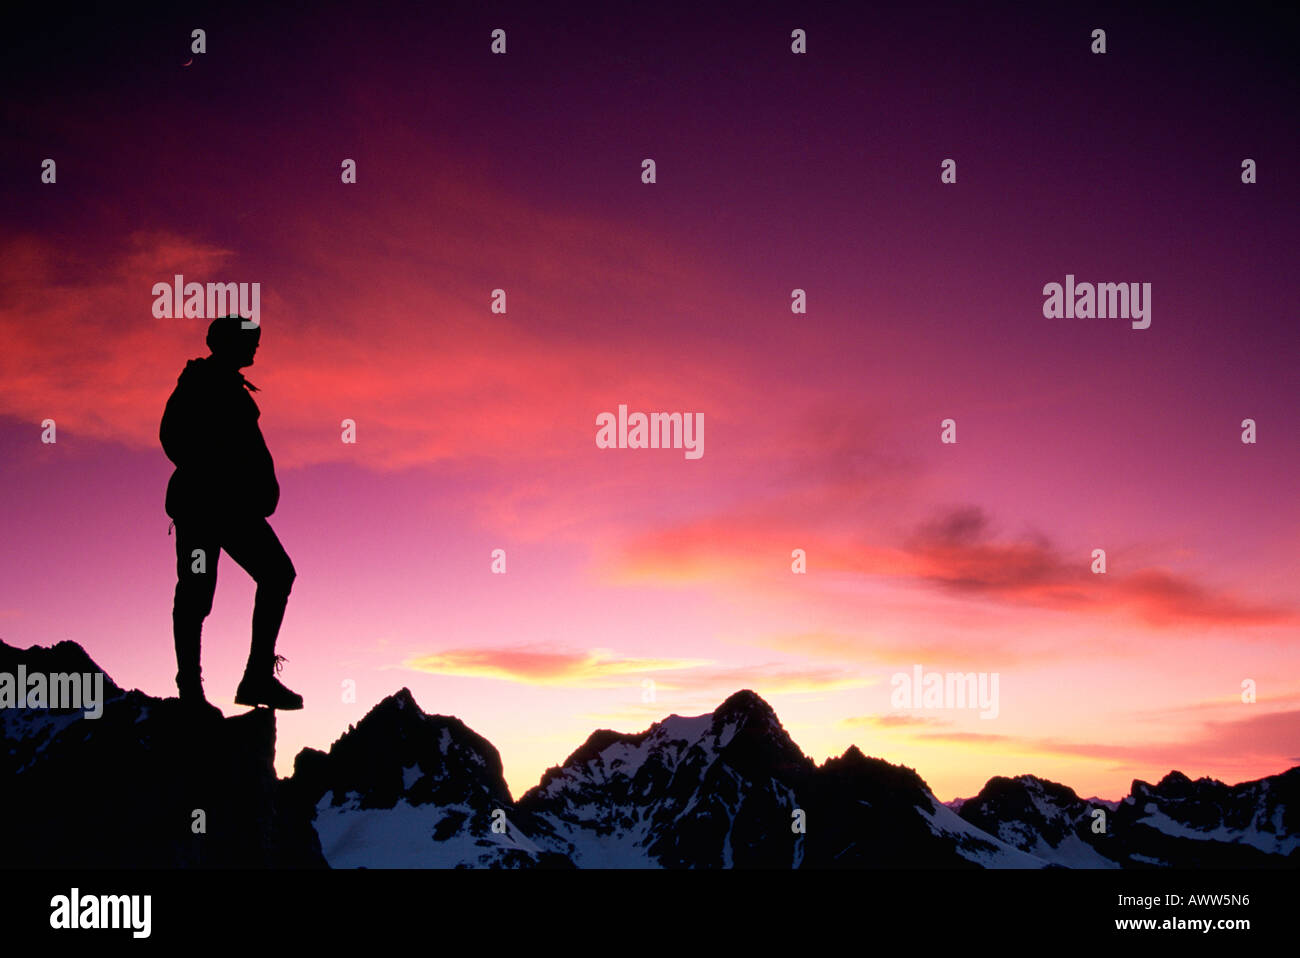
top-left (160, 378), bottom-right (220, 469)
top-left (159, 383), bottom-right (193, 466)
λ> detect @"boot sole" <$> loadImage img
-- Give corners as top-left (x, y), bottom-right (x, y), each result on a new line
top-left (179, 699), bottom-right (225, 719)
top-left (234, 696), bottom-right (304, 710)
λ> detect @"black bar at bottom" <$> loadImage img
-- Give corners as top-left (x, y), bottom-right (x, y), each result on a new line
top-left (1, 868), bottom-right (1293, 945)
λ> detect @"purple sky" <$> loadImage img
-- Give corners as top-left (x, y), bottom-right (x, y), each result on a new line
top-left (1, 1), bottom-right (1297, 801)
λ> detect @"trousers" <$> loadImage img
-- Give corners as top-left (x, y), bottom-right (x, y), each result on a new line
top-left (172, 514), bottom-right (296, 686)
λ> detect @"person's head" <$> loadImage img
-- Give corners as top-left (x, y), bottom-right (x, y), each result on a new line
top-left (206, 316), bottom-right (261, 368)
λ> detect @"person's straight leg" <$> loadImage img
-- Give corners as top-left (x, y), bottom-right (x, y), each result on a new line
top-left (172, 520), bottom-right (220, 695)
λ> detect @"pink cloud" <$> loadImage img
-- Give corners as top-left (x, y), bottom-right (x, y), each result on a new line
top-left (906, 707), bottom-right (1300, 777)
top-left (402, 645), bottom-right (710, 686)
top-left (610, 502), bottom-right (1295, 631)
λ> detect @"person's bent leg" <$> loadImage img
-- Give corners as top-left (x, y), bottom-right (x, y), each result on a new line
top-left (222, 517), bottom-right (302, 709)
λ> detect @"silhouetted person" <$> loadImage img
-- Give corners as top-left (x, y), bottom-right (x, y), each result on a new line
top-left (161, 316), bottom-right (303, 715)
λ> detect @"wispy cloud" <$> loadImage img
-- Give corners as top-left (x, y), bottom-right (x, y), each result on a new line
top-left (892, 707), bottom-right (1300, 779)
top-left (402, 645), bottom-right (710, 687)
top-left (611, 502), bottom-right (1295, 630)
top-left (841, 713), bottom-right (952, 729)
top-left (906, 506), bottom-right (1294, 627)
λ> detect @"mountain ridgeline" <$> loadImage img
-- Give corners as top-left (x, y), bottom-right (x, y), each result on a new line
top-left (2, 639), bottom-right (1296, 869)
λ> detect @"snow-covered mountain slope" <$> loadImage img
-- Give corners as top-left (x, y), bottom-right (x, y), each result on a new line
top-left (516, 691), bottom-right (1055, 868)
top-left (1111, 769), bottom-right (1299, 865)
top-left (285, 688), bottom-right (571, 868)
top-left (516, 690), bottom-right (814, 868)
top-left (285, 685), bottom-right (1299, 870)
top-left (917, 794), bottom-right (1051, 867)
top-left (6, 638), bottom-right (1294, 870)
top-left (958, 775), bottom-right (1119, 868)
top-left (0, 639), bottom-right (125, 775)
top-left (958, 768), bottom-right (1299, 869)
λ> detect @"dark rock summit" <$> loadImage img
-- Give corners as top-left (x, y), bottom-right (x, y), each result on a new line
top-left (4, 640), bottom-right (1295, 870)
top-left (1, 638), bottom-right (324, 868)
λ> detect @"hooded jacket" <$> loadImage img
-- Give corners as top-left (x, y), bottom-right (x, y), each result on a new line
top-left (160, 357), bottom-right (280, 520)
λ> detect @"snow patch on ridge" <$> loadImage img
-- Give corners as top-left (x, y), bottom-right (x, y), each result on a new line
top-left (1136, 806), bottom-right (1299, 856)
top-left (313, 792), bottom-right (543, 868)
top-left (918, 793), bottom-right (1049, 868)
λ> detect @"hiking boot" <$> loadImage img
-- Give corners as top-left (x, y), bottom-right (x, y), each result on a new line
top-left (177, 676), bottom-right (224, 721)
top-left (234, 655), bottom-right (303, 710)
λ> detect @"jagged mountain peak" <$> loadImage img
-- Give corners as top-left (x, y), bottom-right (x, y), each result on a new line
top-left (285, 688), bottom-right (565, 869)
top-left (818, 744), bottom-right (931, 793)
top-left (1154, 769), bottom-right (1200, 793)
top-left (978, 773), bottom-right (1084, 804)
top-left (516, 692), bottom-right (816, 868)
top-left (343, 687), bottom-right (464, 744)
top-left (0, 637), bottom-right (125, 697)
top-left (839, 744), bottom-right (868, 763)
top-left (290, 688), bottom-right (512, 816)
top-left (1, 638), bottom-right (324, 867)
top-left (5, 639), bottom-right (1297, 870)
top-left (961, 774), bottom-right (1087, 818)
top-left (540, 689), bottom-right (803, 787)
top-left (560, 726), bottom-right (653, 770)
top-left (714, 688), bottom-right (777, 721)
top-left (369, 686), bottom-right (420, 715)
top-left (334, 686), bottom-right (499, 757)
top-left (955, 772), bottom-right (1116, 868)
top-left (1129, 770), bottom-right (1209, 801)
